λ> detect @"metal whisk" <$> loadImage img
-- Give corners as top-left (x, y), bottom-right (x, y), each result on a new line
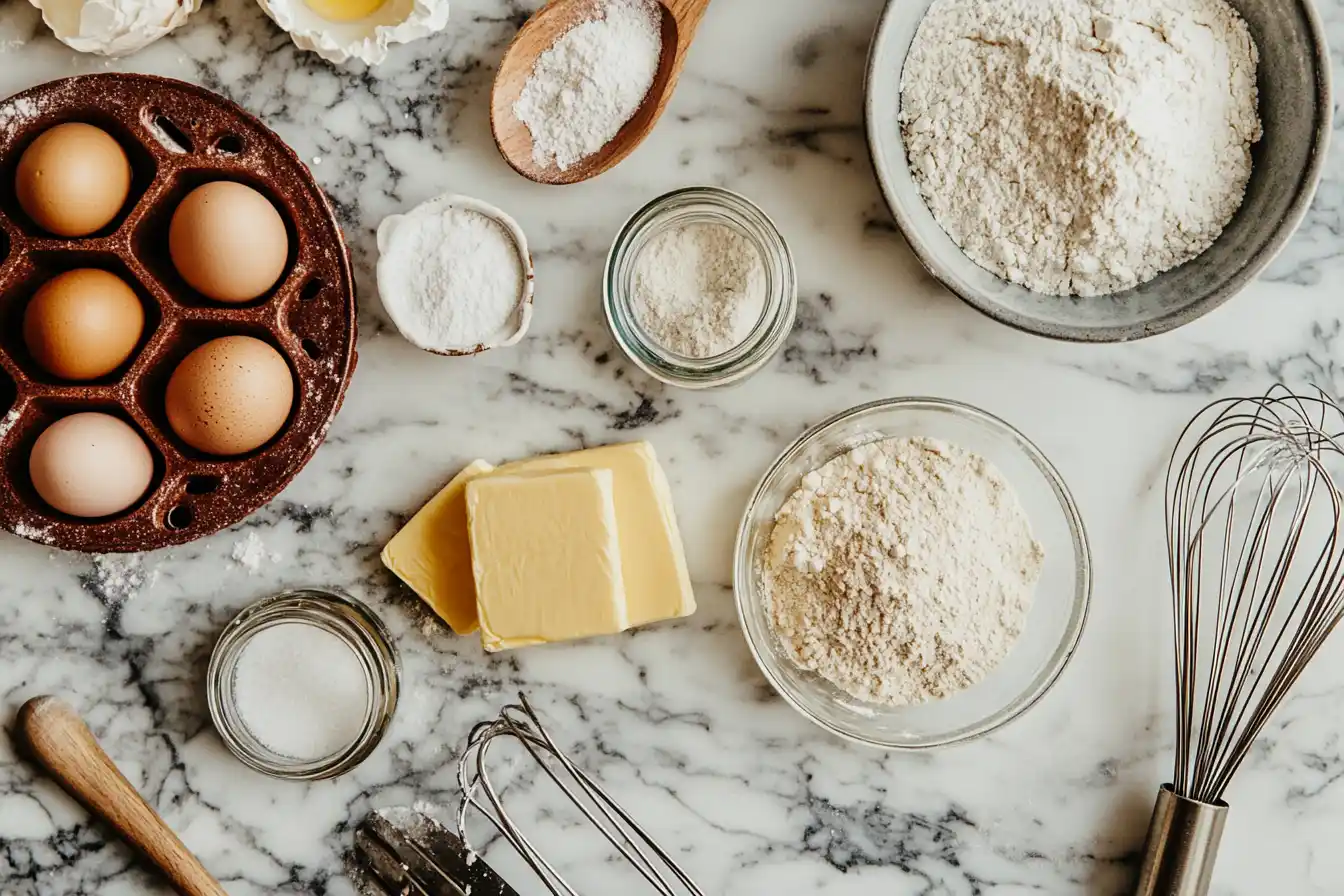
top-left (455, 694), bottom-right (705, 896)
top-left (1138, 387), bottom-right (1344, 896)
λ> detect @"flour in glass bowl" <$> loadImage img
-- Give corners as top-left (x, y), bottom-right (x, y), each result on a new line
top-left (762, 437), bottom-right (1044, 706)
top-left (899, 0), bottom-right (1261, 297)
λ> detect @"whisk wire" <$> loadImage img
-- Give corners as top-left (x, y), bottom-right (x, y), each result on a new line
top-left (1196, 470), bottom-right (1304, 799)
top-left (1165, 388), bottom-right (1344, 804)
top-left (455, 695), bottom-right (705, 896)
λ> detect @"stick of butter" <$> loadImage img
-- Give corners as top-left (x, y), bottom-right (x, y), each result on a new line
top-left (466, 469), bottom-right (629, 652)
top-left (490, 441), bottom-right (695, 627)
top-left (381, 459), bottom-right (494, 635)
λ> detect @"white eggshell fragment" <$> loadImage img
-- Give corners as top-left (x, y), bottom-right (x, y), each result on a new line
top-left (255, 0), bottom-right (450, 66)
top-left (28, 0), bottom-right (202, 57)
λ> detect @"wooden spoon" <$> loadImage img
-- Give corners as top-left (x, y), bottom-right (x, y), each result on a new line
top-left (17, 696), bottom-right (228, 896)
top-left (491, 0), bottom-right (711, 185)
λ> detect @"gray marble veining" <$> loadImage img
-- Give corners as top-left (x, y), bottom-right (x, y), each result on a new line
top-left (3, 1), bottom-right (1344, 894)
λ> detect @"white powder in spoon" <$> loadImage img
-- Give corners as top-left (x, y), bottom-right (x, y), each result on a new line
top-left (233, 622), bottom-right (369, 760)
top-left (514, 0), bottom-right (663, 171)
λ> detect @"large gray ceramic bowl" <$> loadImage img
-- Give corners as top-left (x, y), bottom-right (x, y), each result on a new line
top-left (866, 0), bottom-right (1332, 342)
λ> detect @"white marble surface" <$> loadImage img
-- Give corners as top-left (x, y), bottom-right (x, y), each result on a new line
top-left (1, 1), bottom-right (1344, 893)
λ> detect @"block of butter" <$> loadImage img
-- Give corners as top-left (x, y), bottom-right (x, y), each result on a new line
top-left (466, 469), bottom-right (629, 652)
top-left (491, 441), bottom-right (695, 627)
top-left (381, 459), bottom-right (494, 635)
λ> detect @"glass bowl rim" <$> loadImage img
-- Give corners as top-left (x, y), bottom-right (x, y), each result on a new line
top-left (732, 396), bottom-right (1093, 749)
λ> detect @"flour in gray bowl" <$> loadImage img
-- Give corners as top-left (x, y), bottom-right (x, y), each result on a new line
top-left (900, 0), bottom-right (1261, 297)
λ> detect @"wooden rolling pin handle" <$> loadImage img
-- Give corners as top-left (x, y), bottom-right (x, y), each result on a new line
top-left (17, 696), bottom-right (228, 896)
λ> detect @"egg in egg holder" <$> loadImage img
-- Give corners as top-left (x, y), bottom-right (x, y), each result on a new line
top-left (0, 74), bottom-right (357, 553)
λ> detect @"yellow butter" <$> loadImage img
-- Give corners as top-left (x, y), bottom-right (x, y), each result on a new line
top-left (381, 459), bottom-right (494, 635)
top-left (490, 441), bottom-right (695, 627)
top-left (305, 0), bottom-right (385, 22)
top-left (467, 469), bottom-right (628, 652)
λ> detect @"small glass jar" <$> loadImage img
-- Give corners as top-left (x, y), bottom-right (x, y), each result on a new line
top-left (604, 186), bottom-right (797, 389)
top-left (206, 588), bottom-right (400, 780)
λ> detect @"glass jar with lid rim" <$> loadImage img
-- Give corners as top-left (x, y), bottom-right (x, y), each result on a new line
top-left (604, 186), bottom-right (797, 389)
top-left (206, 587), bottom-right (400, 780)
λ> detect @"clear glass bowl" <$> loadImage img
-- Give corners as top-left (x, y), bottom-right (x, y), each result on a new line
top-left (734, 398), bottom-right (1091, 749)
top-left (206, 588), bottom-right (400, 779)
top-left (604, 186), bottom-right (797, 389)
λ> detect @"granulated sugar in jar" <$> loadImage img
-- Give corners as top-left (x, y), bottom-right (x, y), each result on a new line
top-left (207, 588), bottom-right (400, 780)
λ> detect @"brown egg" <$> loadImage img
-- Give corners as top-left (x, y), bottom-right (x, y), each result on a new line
top-left (169, 182), bottom-right (290, 303)
top-left (23, 269), bottom-right (145, 381)
top-left (29, 413), bottom-right (155, 518)
top-left (16, 123), bottom-right (133, 237)
top-left (165, 336), bottom-right (294, 456)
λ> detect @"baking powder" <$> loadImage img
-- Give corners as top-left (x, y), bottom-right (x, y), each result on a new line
top-left (762, 437), bottom-right (1043, 706)
top-left (514, 0), bottom-right (662, 171)
top-left (630, 222), bottom-right (767, 359)
top-left (377, 201), bottom-right (526, 352)
top-left (233, 622), bottom-right (369, 760)
top-left (900, 0), bottom-right (1260, 297)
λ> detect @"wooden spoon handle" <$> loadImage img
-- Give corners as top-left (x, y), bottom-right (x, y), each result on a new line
top-left (18, 696), bottom-right (228, 896)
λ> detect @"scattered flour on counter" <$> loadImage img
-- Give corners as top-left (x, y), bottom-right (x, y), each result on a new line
top-left (514, 0), bottom-right (663, 170)
top-left (762, 437), bottom-right (1044, 706)
top-left (231, 531), bottom-right (282, 574)
top-left (377, 802), bottom-right (453, 831)
top-left (85, 554), bottom-right (159, 607)
top-left (899, 0), bottom-right (1261, 297)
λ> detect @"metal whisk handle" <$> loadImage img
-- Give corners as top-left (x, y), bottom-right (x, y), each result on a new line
top-left (1135, 785), bottom-right (1228, 896)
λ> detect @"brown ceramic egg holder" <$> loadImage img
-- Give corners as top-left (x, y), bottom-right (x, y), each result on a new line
top-left (0, 74), bottom-right (357, 553)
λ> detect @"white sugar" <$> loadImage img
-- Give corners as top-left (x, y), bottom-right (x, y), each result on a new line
top-left (233, 622), bottom-right (369, 760)
top-left (514, 0), bottom-right (662, 170)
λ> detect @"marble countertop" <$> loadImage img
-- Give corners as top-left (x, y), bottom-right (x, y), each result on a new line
top-left (3, 1), bottom-right (1344, 893)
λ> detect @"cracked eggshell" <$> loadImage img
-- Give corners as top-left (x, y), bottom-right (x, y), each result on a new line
top-left (376, 193), bottom-right (535, 357)
top-left (256, 0), bottom-right (449, 66)
top-left (29, 0), bottom-right (202, 56)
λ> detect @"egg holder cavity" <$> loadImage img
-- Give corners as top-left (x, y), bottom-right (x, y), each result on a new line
top-left (0, 74), bottom-right (357, 553)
